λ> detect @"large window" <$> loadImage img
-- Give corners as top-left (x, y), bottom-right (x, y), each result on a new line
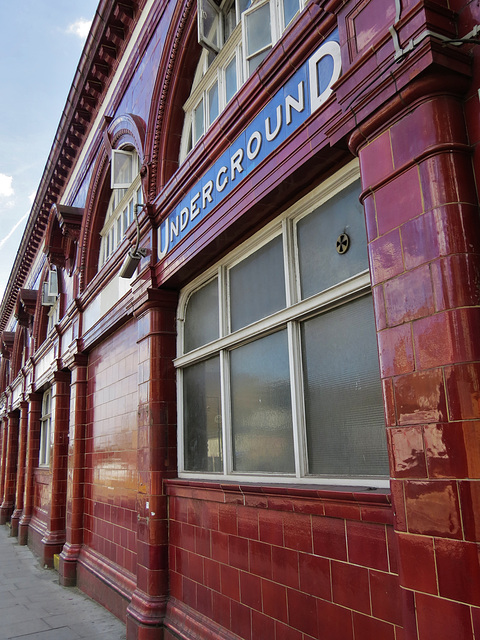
top-left (39, 388), bottom-right (53, 467)
top-left (180, 0), bottom-right (305, 161)
top-left (99, 149), bottom-right (143, 268)
top-left (176, 164), bottom-right (389, 485)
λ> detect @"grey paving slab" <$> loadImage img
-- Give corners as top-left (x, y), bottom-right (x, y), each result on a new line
top-left (0, 525), bottom-right (126, 639)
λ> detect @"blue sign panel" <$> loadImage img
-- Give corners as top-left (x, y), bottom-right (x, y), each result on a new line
top-left (158, 30), bottom-right (341, 259)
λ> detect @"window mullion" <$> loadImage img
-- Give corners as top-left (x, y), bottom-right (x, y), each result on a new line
top-left (176, 368), bottom-right (186, 473)
top-left (288, 320), bottom-right (307, 478)
top-left (220, 349), bottom-right (232, 475)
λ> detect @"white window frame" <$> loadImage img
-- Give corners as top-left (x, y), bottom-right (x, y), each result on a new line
top-left (39, 388), bottom-right (53, 467)
top-left (175, 161), bottom-right (389, 488)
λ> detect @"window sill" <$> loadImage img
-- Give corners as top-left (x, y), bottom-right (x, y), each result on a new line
top-left (165, 478), bottom-right (393, 525)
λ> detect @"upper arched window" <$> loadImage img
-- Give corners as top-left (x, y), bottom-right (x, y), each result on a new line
top-left (179, 0), bottom-right (305, 162)
top-left (98, 147), bottom-right (143, 268)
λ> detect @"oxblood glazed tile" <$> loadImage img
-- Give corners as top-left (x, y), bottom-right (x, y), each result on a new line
top-left (419, 152), bottom-right (477, 212)
top-left (262, 579), bottom-right (288, 623)
top-left (445, 363), bottom-right (480, 422)
top-left (346, 521), bottom-right (389, 571)
top-left (386, 524), bottom-right (399, 573)
top-left (363, 192), bottom-right (378, 243)
top-left (282, 512), bottom-right (312, 553)
top-left (312, 516), bottom-right (347, 561)
top-left (203, 557), bottom-right (220, 591)
top-left (413, 308), bottom-right (480, 369)
top-left (220, 564), bottom-right (240, 600)
top-left (387, 426), bottom-right (427, 479)
top-left (359, 130), bottom-right (394, 189)
top-left (259, 509), bottom-right (284, 546)
top-left (275, 620), bottom-right (302, 640)
top-left (370, 570), bottom-right (403, 625)
top-left (394, 369), bottom-right (448, 426)
top-left (331, 560), bottom-right (371, 614)
top-left (384, 265), bottom-right (435, 326)
top-left (196, 583), bottom-right (213, 619)
top-left (271, 545), bottom-right (300, 589)
top-left (316, 599), bottom-right (354, 640)
top-left (435, 537), bottom-right (480, 606)
top-left (375, 167), bottom-right (423, 236)
top-left (396, 532), bottom-right (437, 594)
top-left (352, 612), bottom-right (396, 640)
top-left (401, 209), bottom-right (441, 270)
top-left (372, 284), bottom-right (387, 330)
top-left (383, 378), bottom-right (396, 427)
top-left (431, 254), bottom-right (480, 312)
top-left (423, 423), bottom-right (469, 479)
top-left (240, 571), bottom-right (262, 611)
top-left (459, 480), bottom-right (480, 541)
top-left (230, 600), bottom-right (252, 640)
top-left (298, 551), bottom-right (331, 600)
top-left (404, 480), bottom-right (462, 539)
top-left (228, 535), bottom-right (249, 571)
top-left (249, 539), bottom-right (272, 579)
top-left (252, 610), bottom-right (275, 640)
top-left (369, 229), bottom-right (405, 285)
top-left (237, 507), bottom-right (259, 540)
top-left (212, 591), bottom-right (231, 630)
top-left (416, 593), bottom-right (474, 640)
top-left (287, 588), bottom-right (318, 637)
top-left (377, 324), bottom-right (415, 378)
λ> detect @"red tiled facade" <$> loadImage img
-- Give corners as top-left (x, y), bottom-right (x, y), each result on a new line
top-left (1, 0), bottom-right (480, 638)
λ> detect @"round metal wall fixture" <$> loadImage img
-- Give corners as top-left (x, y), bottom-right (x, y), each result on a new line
top-left (336, 233), bottom-right (350, 254)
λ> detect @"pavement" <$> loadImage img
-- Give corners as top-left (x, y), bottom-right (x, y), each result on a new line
top-left (0, 525), bottom-right (127, 639)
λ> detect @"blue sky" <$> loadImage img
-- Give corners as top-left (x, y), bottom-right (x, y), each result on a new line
top-left (0, 1), bottom-right (99, 299)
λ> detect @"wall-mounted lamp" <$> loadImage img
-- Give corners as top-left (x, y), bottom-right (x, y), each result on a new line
top-left (119, 204), bottom-right (148, 279)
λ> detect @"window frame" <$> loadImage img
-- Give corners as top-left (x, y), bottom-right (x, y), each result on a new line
top-left (175, 161), bottom-right (388, 488)
top-left (39, 388), bottom-right (53, 467)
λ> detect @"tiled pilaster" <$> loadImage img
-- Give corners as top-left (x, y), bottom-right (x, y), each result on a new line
top-left (10, 401), bottom-right (29, 537)
top-left (0, 412), bottom-right (19, 525)
top-left (18, 393), bottom-right (42, 545)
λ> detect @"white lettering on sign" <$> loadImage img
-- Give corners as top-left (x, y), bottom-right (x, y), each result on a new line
top-left (158, 33), bottom-right (342, 259)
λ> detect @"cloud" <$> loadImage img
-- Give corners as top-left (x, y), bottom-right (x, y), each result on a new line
top-left (0, 213), bottom-right (28, 250)
top-left (67, 19), bottom-right (92, 40)
top-left (0, 174), bottom-right (14, 198)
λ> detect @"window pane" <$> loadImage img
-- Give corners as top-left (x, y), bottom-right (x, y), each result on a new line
top-left (184, 357), bottom-right (223, 472)
top-left (231, 331), bottom-right (294, 473)
top-left (301, 295), bottom-right (388, 477)
top-left (282, 0), bottom-right (299, 26)
top-left (229, 235), bottom-right (285, 332)
top-left (208, 81), bottom-right (219, 125)
top-left (245, 2), bottom-right (271, 55)
top-left (194, 98), bottom-right (205, 143)
top-left (225, 56), bottom-right (237, 103)
top-left (184, 278), bottom-right (219, 352)
top-left (198, 0), bottom-right (221, 52)
top-left (297, 180), bottom-right (368, 299)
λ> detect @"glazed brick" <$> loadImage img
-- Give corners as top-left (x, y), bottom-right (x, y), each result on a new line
top-left (203, 557), bottom-right (221, 592)
top-left (370, 570), bottom-right (402, 626)
top-left (419, 152), bottom-right (477, 212)
top-left (423, 423), bottom-right (469, 479)
top-left (394, 369), bottom-right (448, 426)
top-left (377, 324), bottom-right (415, 378)
top-left (396, 532), bottom-right (437, 595)
top-left (249, 539), bottom-right (273, 580)
top-left (316, 599), bottom-right (354, 640)
top-left (352, 611), bottom-right (395, 640)
top-left (373, 284), bottom-right (387, 331)
top-left (413, 308), bottom-right (480, 369)
top-left (431, 254), bottom-right (480, 312)
top-left (435, 537), bottom-right (480, 606)
top-left (445, 363), bottom-right (480, 422)
top-left (282, 512), bottom-right (312, 553)
top-left (459, 480), bottom-right (480, 541)
top-left (312, 516), bottom-right (347, 561)
top-left (262, 579), bottom-right (288, 623)
top-left (252, 610), bottom-right (275, 640)
top-left (230, 600), bottom-right (252, 640)
top-left (369, 229), bottom-right (405, 285)
top-left (212, 591), bottom-right (231, 631)
top-left (298, 551), bottom-right (331, 600)
top-left (346, 521), bottom-right (389, 571)
top-left (237, 507), bottom-right (259, 540)
top-left (375, 167), bottom-right (423, 236)
top-left (220, 564), bottom-right (240, 600)
top-left (228, 534), bottom-right (249, 571)
top-left (287, 588), bottom-right (318, 637)
top-left (382, 378), bottom-right (396, 427)
top-left (275, 620), bottom-right (302, 640)
top-left (383, 265), bottom-right (435, 326)
top-left (271, 545), bottom-right (300, 589)
top-left (401, 209), bottom-right (443, 270)
top-left (240, 571), bottom-right (262, 611)
top-left (363, 192), bottom-right (378, 242)
top-left (195, 526), bottom-right (211, 558)
top-left (387, 426), bottom-right (427, 479)
top-left (219, 503), bottom-right (238, 535)
top-left (416, 593), bottom-right (473, 640)
top-left (405, 480), bottom-right (462, 539)
top-left (211, 530), bottom-right (229, 565)
top-left (359, 130), bottom-right (394, 189)
top-left (331, 561), bottom-right (371, 614)
top-left (197, 583), bottom-right (213, 619)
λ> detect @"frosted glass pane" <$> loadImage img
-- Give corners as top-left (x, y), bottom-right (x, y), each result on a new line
top-left (282, 0), bottom-right (299, 25)
top-left (184, 357), bottom-right (222, 472)
top-left (208, 81), bottom-right (219, 125)
top-left (245, 3), bottom-right (271, 55)
top-left (184, 278), bottom-right (219, 352)
top-left (225, 56), bottom-right (237, 103)
top-left (230, 235), bottom-right (285, 332)
top-left (297, 180), bottom-right (368, 299)
top-left (301, 295), bottom-right (388, 477)
top-left (231, 331), bottom-right (294, 473)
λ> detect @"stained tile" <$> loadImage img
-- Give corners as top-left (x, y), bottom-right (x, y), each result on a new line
top-left (369, 229), bottom-right (404, 285)
top-left (377, 324), bottom-right (415, 378)
top-left (394, 369), bottom-right (448, 426)
top-left (387, 426), bottom-right (427, 479)
top-left (375, 167), bottom-right (423, 236)
top-left (404, 480), bottom-right (462, 539)
top-left (419, 152), bottom-right (477, 213)
top-left (423, 423), bottom-right (469, 479)
top-left (359, 130), bottom-right (394, 189)
top-left (445, 364), bottom-right (480, 422)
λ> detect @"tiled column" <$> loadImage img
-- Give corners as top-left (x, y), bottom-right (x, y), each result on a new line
top-left (59, 355), bottom-right (88, 586)
top-left (355, 93), bottom-right (480, 639)
top-left (40, 370), bottom-right (71, 567)
top-left (0, 418), bottom-right (8, 513)
top-left (18, 393), bottom-right (42, 545)
top-left (10, 401), bottom-right (29, 537)
top-left (126, 289), bottom-right (178, 640)
top-left (0, 412), bottom-right (19, 525)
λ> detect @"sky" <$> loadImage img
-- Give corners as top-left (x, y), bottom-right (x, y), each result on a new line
top-left (0, 0), bottom-right (100, 300)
